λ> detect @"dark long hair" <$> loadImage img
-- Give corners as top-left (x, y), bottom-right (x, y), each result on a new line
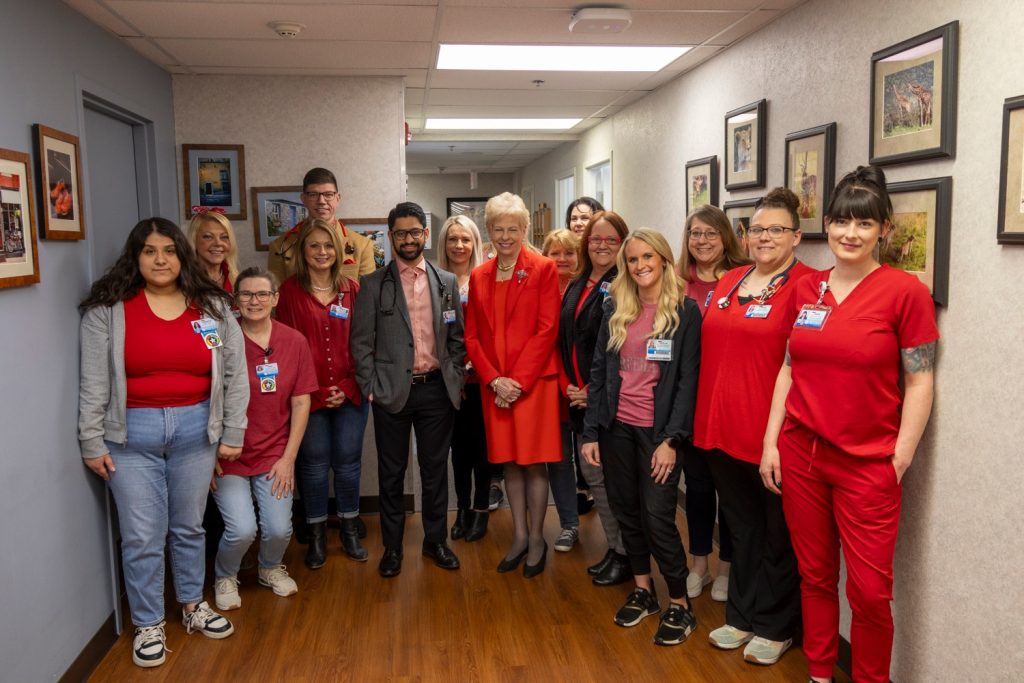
top-left (79, 217), bottom-right (233, 317)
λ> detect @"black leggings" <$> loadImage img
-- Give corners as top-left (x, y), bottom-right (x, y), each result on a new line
top-left (683, 444), bottom-right (733, 561)
top-left (451, 383), bottom-right (490, 510)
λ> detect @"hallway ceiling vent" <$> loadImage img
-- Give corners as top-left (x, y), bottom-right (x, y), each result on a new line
top-left (569, 8), bottom-right (632, 34)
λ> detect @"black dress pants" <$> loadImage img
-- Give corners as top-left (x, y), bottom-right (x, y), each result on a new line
top-left (706, 449), bottom-right (801, 641)
top-left (600, 419), bottom-right (689, 599)
top-left (682, 443), bottom-right (733, 560)
top-left (373, 377), bottom-right (455, 550)
top-left (450, 383), bottom-right (490, 511)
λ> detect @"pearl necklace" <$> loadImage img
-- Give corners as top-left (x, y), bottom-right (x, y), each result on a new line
top-left (496, 261), bottom-right (515, 272)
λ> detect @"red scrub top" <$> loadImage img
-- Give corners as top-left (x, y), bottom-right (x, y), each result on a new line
top-left (784, 265), bottom-right (938, 457)
top-left (693, 261), bottom-right (816, 463)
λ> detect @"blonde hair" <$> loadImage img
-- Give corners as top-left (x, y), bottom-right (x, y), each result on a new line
top-left (607, 228), bottom-right (682, 353)
top-left (484, 192), bottom-right (530, 231)
top-left (541, 228), bottom-right (579, 257)
top-left (294, 218), bottom-right (345, 293)
top-left (437, 215), bottom-right (483, 271)
top-left (676, 204), bottom-right (750, 281)
top-left (187, 211), bottom-right (239, 285)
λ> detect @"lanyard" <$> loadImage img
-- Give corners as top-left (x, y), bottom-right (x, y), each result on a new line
top-left (719, 258), bottom-right (798, 309)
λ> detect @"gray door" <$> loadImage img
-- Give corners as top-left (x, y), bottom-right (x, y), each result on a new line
top-left (84, 106), bottom-right (140, 277)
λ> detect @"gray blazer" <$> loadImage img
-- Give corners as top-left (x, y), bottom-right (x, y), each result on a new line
top-left (350, 260), bottom-right (465, 413)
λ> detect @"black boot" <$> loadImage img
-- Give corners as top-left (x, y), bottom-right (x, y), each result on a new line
top-left (356, 515), bottom-right (367, 539)
top-left (451, 509), bottom-right (469, 540)
top-left (587, 548), bottom-right (615, 576)
top-left (464, 510), bottom-right (489, 542)
top-left (592, 551), bottom-right (632, 586)
top-left (305, 521), bottom-right (327, 569)
top-left (340, 517), bottom-right (368, 561)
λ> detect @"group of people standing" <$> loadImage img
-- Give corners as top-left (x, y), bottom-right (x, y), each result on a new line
top-left (78, 163), bottom-right (936, 683)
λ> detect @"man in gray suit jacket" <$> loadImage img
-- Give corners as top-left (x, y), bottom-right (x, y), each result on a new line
top-left (350, 202), bottom-right (466, 577)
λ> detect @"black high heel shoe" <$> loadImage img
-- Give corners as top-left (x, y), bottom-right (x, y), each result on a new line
top-left (523, 541), bottom-right (548, 578)
top-left (496, 546), bottom-right (529, 573)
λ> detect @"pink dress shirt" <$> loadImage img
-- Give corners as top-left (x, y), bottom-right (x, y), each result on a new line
top-left (399, 259), bottom-right (440, 373)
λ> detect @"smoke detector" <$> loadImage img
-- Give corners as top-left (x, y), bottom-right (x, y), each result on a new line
top-left (569, 8), bottom-right (632, 34)
top-left (269, 21), bottom-right (305, 38)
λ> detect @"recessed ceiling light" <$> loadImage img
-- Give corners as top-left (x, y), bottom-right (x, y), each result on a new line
top-left (425, 118), bottom-right (582, 130)
top-left (437, 44), bottom-right (689, 72)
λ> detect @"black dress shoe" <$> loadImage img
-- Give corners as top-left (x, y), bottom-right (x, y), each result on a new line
top-left (305, 521), bottom-right (327, 570)
top-left (523, 541), bottom-right (548, 578)
top-left (593, 552), bottom-right (632, 586)
top-left (356, 515), bottom-right (367, 539)
top-left (378, 548), bottom-right (402, 577)
top-left (496, 546), bottom-right (529, 573)
top-left (422, 541), bottom-right (460, 570)
top-left (587, 548), bottom-right (615, 576)
top-left (340, 517), bottom-right (368, 561)
top-left (577, 491), bottom-right (595, 515)
top-left (451, 509), bottom-right (468, 540)
top-left (464, 510), bottom-right (489, 542)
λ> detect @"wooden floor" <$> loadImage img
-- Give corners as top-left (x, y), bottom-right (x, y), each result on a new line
top-left (90, 507), bottom-right (850, 682)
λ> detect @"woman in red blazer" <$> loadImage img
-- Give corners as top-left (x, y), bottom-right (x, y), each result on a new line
top-left (465, 192), bottom-right (562, 578)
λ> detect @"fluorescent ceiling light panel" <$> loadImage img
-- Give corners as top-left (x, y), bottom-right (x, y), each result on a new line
top-left (437, 44), bottom-right (689, 72)
top-left (425, 118), bottom-right (582, 130)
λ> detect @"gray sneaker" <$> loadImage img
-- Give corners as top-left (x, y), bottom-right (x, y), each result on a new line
top-left (554, 527), bottom-right (579, 552)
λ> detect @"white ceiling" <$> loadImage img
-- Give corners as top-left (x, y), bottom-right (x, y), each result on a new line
top-left (65, 0), bottom-right (806, 174)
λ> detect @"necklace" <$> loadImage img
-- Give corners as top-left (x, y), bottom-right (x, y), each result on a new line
top-left (312, 284), bottom-right (335, 293)
top-left (496, 261), bottom-right (515, 272)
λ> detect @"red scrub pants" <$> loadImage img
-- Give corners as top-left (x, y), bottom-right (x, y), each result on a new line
top-left (779, 420), bottom-right (901, 683)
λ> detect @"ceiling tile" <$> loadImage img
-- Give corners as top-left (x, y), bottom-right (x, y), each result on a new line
top-left (194, 66), bottom-right (428, 87)
top-left (428, 69), bottom-right (656, 91)
top-left (422, 105), bottom-right (609, 118)
top-left (155, 38), bottom-right (432, 69)
top-left (710, 10), bottom-right (782, 45)
top-left (64, 0), bottom-right (140, 35)
top-left (423, 88), bottom-right (626, 107)
top-left (123, 36), bottom-right (179, 66)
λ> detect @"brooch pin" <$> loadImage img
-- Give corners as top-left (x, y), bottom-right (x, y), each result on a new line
top-left (515, 269), bottom-right (528, 282)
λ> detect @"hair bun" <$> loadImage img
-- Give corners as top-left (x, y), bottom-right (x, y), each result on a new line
top-left (850, 164), bottom-right (887, 188)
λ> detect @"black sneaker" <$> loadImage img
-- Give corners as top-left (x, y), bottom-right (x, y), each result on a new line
top-left (654, 603), bottom-right (697, 646)
top-left (614, 587), bottom-right (660, 627)
top-left (132, 621), bottom-right (167, 668)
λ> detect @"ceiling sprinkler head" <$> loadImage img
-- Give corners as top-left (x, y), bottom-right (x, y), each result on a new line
top-left (532, 80), bottom-right (545, 87)
top-left (269, 21), bottom-right (305, 38)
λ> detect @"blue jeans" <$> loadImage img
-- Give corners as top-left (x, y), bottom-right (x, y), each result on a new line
top-left (547, 421), bottom-right (580, 529)
top-left (212, 472), bottom-right (293, 577)
top-left (298, 401), bottom-right (369, 522)
top-left (106, 401), bottom-right (216, 627)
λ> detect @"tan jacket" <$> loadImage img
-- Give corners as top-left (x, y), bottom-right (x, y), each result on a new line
top-left (267, 219), bottom-right (376, 284)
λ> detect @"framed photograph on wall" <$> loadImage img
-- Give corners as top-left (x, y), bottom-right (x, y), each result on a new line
top-left (250, 186), bottom-right (307, 251)
top-left (685, 156), bottom-right (719, 212)
top-left (723, 196), bottom-right (760, 242)
top-left (724, 100), bottom-right (767, 191)
top-left (33, 124), bottom-right (85, 240)
top-left (0, 148), bottom-right (40, 289)
top-left (784, 123), bottom-right (836, 239)
top-left (869, 21), bottom-right (959, 166)
top-left (183, 144), bottom-right (247, 219)
top-left (997, 94), bottom-right (1024, 244)
top-left (344, 218), bottom-right (391, 269)
top-left (883, 177), bottom-right (952, 306)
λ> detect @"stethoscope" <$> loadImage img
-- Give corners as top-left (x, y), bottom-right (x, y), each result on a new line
top-left (381, 259), bottom-right (450, 316)
top-left (716, 258), bottom-right (798, 309)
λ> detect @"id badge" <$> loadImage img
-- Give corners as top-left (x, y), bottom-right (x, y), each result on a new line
top-left (600, 281), bottom-right (611, 296)
top-left (256, 363), bottom-right (279, 393)
top-left (745, 304), bottom-right (773, 319)
top-left (459, 292), bottom-right (469, 306)
top-left (443, 309), bottom-right (457, 325)
top-left (192, 317), bottom-right (217, 334)
top-left (794, 304), bottom-right (832, 330)
top-left (646, 338), bottom-right (672, 362)
top-left (329, 304), bottom-right (350, 320)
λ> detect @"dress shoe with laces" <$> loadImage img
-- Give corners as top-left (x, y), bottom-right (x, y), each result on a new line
top-left (588, 548), bottom-right (615, 576)
top-left (340, 517), bottom-right (368, 561)
top-left (422, 541), bottom-right (460, 570)
top-left (378, 548), bottom-right (402, 577)
top-left (304, 521), bottom-right (327, 570)
top-left (593, 551), bottom-right (632, 586)
top-left (451, 509), bottom-right (468, 540)
top-left (464, 510), bottom-right (489, 542)
top-left (523, 541), bottom-right (548, 578)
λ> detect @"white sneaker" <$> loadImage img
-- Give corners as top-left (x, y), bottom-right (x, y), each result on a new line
top-left (182, 601), bottom-right (234, 639)
top-left (258, 564), bottom-right (298, 597)
top-left (743, 636), bottom-right (793, 665)
top-left (132, 622), bottom-right (168, 668)
top-left (214, 575), bottom-right (241, 611)
top-left (709, 624), bottom-right (754, 650)
top-left (686, 571), bottom-right (712, 598)
top-left (711, 574), bottom-right (729, 602)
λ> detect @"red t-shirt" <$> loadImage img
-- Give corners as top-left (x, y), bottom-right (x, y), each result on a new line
top-left (124, 291), bottom-right (212, 408)
top-left (221, 321), bottom-right (319, 477)
top-left (615, 303), bottom-right (659, 427)
top-left (693, 262), bottom-right (817, 463)
top-left (274, 276), bottom-right (361, 412)
top-left (785, 265), bottom-right (939, 457)
top-left (685, 263), bottom-right (717, 317)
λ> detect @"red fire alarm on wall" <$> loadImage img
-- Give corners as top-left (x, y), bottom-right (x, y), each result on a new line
top-left (405, 122), bottom-right (411, 146)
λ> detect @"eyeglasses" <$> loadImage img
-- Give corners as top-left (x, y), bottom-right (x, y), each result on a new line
top-left (748, 225), bottom-right (798, 238)
top-left (588, 236), bottom-right (621, 247)
top-left (392, 228), bottom-right (425, 240)
top-left (687, 230), bottom-right (721, 241)
top-left (236, 290), bottom-right (275, 302)
top-left (303, 191), bottom-right (338, 201)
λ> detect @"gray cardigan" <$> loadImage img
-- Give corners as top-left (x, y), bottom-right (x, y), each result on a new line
top-left (78, 298), bottom-right (249, 459)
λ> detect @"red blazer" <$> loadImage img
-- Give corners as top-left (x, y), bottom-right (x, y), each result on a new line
top-left (465, 248), bottom-right (560, 392)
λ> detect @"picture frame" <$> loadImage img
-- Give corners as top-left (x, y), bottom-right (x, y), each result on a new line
top-left (0, 148), bottom-right (41, 289)
top-left (33, 124), bottom-right (85, 240)
top-left (784, 123), bottom-right (837, 240)
top-left (182, 144), bottom-right (247, 219)
top-left (344, 218), bottom-right (391, 269)
top-left (447, 196), bottom-right (488, 230)
top-left (869, 21), bottom-right (959, 166)
top-left (997, 94), bottom-right (1024, 244)
top-left (724, 100), bottom-right (767, 191)
top-left (685, 156), bottom-right (719, 213)
top-left (722, 197), bottom-right (760, 242)
top-left (883, 176), bottom-right (952, 306)
top-left (250, 186), bottom-right (307, 251)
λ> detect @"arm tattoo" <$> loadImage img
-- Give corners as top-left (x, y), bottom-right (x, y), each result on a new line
top-left (784, 342), bottom-right (791, 367)
top-left (901, 341), bottom-right (936, 374)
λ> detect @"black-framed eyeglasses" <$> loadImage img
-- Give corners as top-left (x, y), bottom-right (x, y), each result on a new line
top-left (747, 225), bottom-right (798, 238)
top-left (392, 228), bottom-right (426, 240)
top-left (303, 191), bottom-right (338, 201)
top-left (236, 290), bottom-right (276, 302)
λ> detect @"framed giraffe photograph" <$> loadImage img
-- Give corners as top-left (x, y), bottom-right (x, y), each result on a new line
top-left (997, 94), bottom-right (1024, 244)
top-left (869, 21), bottom-right (959, 166)
top-left (784, 123), bottom-right (836, 240)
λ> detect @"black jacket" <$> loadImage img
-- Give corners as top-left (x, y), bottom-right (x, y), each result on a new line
top-left (581, 297), bottom-right (702, 446)
top-left (558, 267), bottom-right (617, 433)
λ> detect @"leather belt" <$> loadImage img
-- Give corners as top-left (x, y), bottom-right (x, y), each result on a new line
top-left (411, 368), bottom-right (442, 384)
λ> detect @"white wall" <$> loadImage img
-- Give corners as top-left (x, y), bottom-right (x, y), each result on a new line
top-left (407, 172), bottom-right (514, 258)
top-left (518, 0), bottom-right (1024, 680)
